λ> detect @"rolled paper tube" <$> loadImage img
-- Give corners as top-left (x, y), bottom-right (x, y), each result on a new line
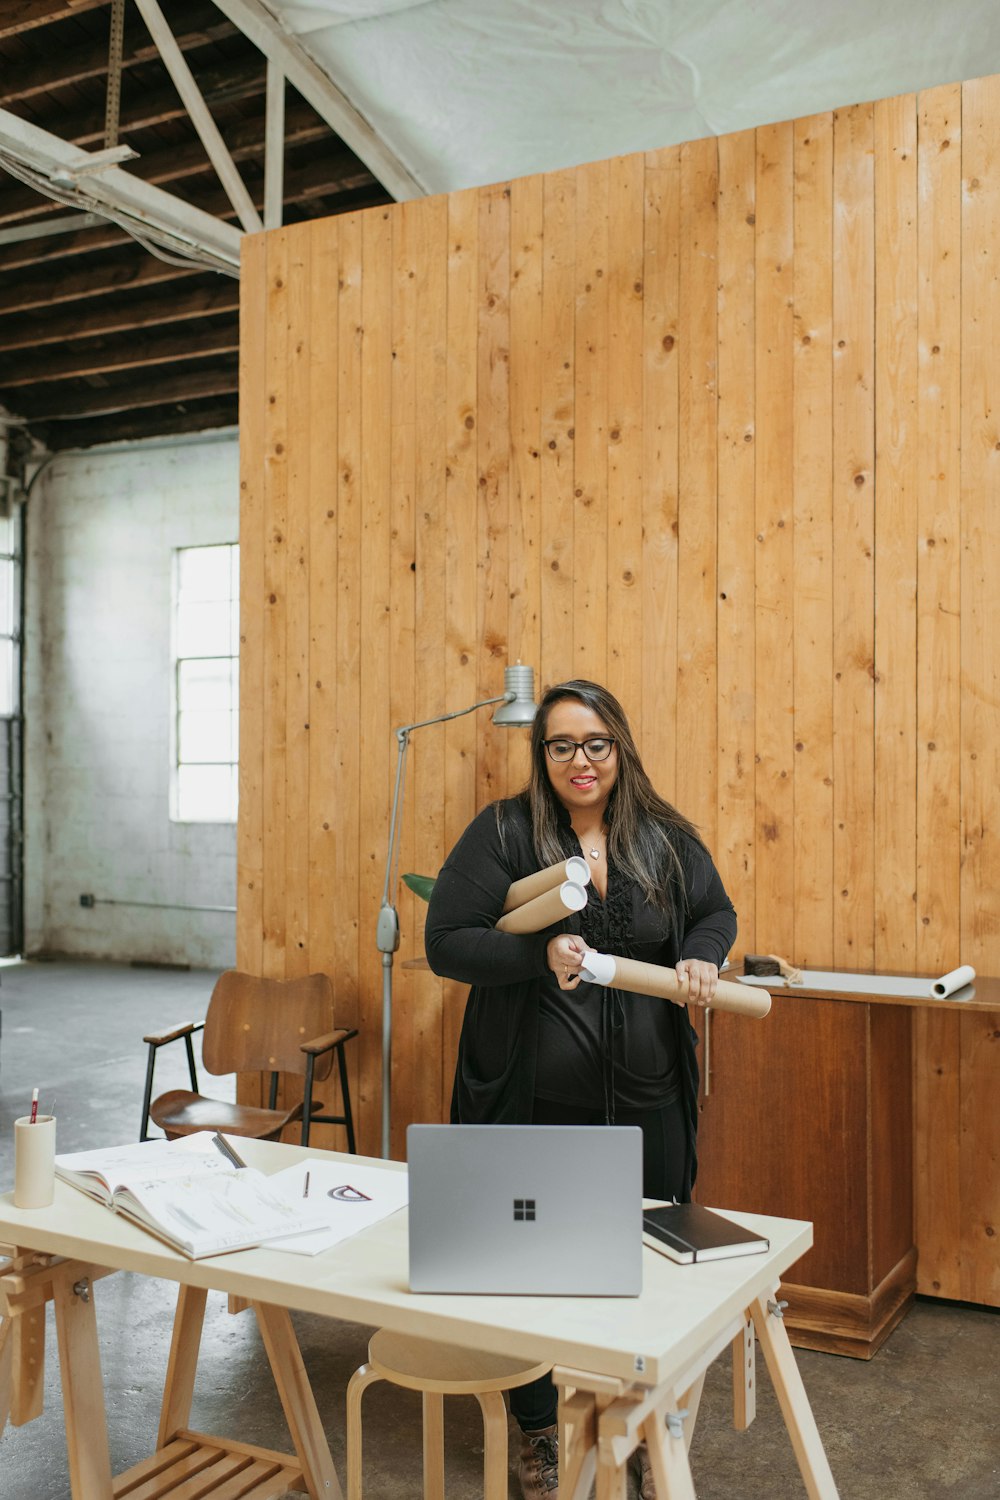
top-left (579, 950), bottom-right (771, 1018)
top-left (932, 964), bottom-right (976, 998)
top-left (503, 857), bottom-right (592, 914)
top-left (496, 880), bottom-right (588, 934)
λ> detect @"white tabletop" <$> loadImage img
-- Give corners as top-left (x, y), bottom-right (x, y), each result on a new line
top-left (0, 1138), bottom-right (811, 1388)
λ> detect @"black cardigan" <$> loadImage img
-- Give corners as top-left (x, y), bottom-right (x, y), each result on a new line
top-left (424, 795), bottom-right (737, 1196)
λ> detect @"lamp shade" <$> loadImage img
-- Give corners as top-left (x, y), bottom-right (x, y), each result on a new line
top-left (492, 663), bottom-right (537, 726)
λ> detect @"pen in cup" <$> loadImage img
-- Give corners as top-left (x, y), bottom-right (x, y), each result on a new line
top-left (29, 1088), bottom-right (39, 1124)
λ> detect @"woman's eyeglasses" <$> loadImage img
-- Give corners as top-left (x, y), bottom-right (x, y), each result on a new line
top-left (542, 737), bottom-right (616, 763)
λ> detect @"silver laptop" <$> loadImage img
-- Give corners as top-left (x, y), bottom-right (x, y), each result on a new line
top-left (407, 1124), bottom-right (643, 1296)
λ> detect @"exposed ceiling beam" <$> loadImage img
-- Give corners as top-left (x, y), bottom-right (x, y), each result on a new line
top-left (0, 0), bottom-right (105, 38)
top-left (0, 107), bottom-right (243, 272)
top-left (0, 102), bottom-right (340, 224)
top-left (0, 278), bottom-right (240, 351)
top-left (1, 7), bottom-right (236, 102)
top-left (27, 56), bottom-right (269, 149)
top-left (210, 0), bottom-right (425, 202)
top-left (40, 397), bottom-right (239, 451)
top-left (21, 360), bottom-right (238, 420)
top-left (0, 322), bottom-right (239, 386)
top-left (0, 248), bottom-right (196, 315)
top-left (133, 0), bottom-right (263, 233)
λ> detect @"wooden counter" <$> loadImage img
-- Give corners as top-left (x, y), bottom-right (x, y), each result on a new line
top-left (694, 969), bottom-right (1000, 1358)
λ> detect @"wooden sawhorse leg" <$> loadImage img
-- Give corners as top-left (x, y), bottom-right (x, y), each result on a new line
top-left (750, 1290), bottom-right (839, 1500)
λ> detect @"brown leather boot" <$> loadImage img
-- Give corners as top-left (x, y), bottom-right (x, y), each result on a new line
top-left (519, 1422), bottom-right (559, 1497)
top-left (630, 1441), bottom-right (656, 1498)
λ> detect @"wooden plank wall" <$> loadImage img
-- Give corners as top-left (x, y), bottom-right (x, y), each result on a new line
top-left (238, 76), bottom-right (1000, 1302)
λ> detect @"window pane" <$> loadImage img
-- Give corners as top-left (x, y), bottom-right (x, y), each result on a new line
top-left (173, 543), bottom-right (238, 824)
top-left (176, 600), bottom-right (234, 658)
top-left (0, 641), bottom-right (13, 716)
top-left (179, 658), bottom-right (236, 713)
top-left (0, 561), bottom-right (12, 637)
top-left (177, 544), bottom-right (232, 602)
top-left (178, 763), bottom-right (237, 823)
top-left (179, 709), bottom-right (235, 763)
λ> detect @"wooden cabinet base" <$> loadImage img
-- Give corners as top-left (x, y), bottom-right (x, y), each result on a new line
top-left (781, 1247), bottom-right (917, 1359)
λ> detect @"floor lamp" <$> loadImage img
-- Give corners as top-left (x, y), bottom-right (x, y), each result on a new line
top-left (376, 663), bottom-right (538, 1158)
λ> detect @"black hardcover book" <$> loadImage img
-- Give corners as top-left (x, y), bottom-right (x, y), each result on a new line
top-left (642, 1202), bottom-right (770, 1264)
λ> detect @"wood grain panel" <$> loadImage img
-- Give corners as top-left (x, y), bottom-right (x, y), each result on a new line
top-left (238, 87), bottom-right (1000, 1305)
top-left (508, 172), bottom-right (543, 766)
top-left (676, 137), bottom-right (718, 844)
top-left (831, 105), bottom-right (876, 970)
top-left (572, 159), bottom-right (610, 686)
top-left (913, 83), bottom-right (963, 1299)
top-left (606, 155), bottom-right (644, 726)
top-left (389, 199), bottom-right (419, 1138)
top-left (477, 183), bottom-right (512, 806)
top-left (958, 73), bottom-right (1000, 1305)
top-left (753, 122), bottom-right (794, 956)
top-left (873, 94), bottom-right (918, 972)
top-left (715, 129), bottom-right (756, 948)
top-left (261, 228), bottom-right (289, 981)
top-left (358, 206), bottom-right (393, 1154)
top-left (640, 148), bottom-right (680, 801)
top-left (236, 231), bottom-right (266, 981)
top-left (441, 188), bottom-right (480, 1114)
top-left (539, 169), bottom-right (576, 693)
top-left (791, 114), bottom-right (834, 966)
top-left (959, 74), bottom-right (1000, 973)
top-left (306, 219), bottom-right (339, 996)
top-left (284, 226), bottom-right (312, 987)
top-left (412, 196), bottom-right (450, 1124)
top-left (332, 213), bottom-right (363, 1115)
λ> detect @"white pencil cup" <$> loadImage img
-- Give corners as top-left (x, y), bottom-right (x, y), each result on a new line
top-left (14, 1115), bottom-right (56, 1209)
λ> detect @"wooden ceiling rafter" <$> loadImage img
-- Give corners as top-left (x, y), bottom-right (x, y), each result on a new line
top-left (0, 0), bottom-right (396, 448)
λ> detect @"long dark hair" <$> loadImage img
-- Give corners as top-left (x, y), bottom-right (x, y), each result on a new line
top-left (523, 679), bottom-right (703, 922)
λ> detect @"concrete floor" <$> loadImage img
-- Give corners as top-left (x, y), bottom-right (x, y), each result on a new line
top-left (0, 959), bottom-right (997, 1500)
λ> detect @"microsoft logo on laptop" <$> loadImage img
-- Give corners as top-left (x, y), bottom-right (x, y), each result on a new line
top-left (514, 1198), bottom-right (536, 1221)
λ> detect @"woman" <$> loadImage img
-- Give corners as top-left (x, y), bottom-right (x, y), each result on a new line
top-left (424, 680), bottom-right (737, 1499)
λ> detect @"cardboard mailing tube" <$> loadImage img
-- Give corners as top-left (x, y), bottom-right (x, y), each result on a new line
top-left (503, 857), bottom-right (592, 914)
top-left (579, 950), bottom-right (771, 1018)
top-left (496, 880), bottom-right (588, 933)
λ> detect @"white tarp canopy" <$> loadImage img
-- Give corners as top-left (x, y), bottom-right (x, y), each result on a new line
top-left (261, 0), bottom-right (1000, 197)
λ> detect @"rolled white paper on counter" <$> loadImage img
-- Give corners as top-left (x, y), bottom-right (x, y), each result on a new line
top-left (503, 857), bottom-right (591, 913)
top-left (496, 880), bottom-right (588, 934)
top-left (579, 949), bottom-right (772, 1018)
top-left (932, 964), bottom-right (976, 998)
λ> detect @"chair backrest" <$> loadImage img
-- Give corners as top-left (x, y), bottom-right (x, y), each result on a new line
top-left (202, 971), bottom-right (337, 1081)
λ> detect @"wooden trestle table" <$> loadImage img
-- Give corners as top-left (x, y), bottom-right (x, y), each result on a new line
top-left (0, 1138), bottom-right (839, 1500)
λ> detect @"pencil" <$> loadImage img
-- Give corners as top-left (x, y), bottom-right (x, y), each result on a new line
top-left (303, 1171), bottom-right (310, 1198)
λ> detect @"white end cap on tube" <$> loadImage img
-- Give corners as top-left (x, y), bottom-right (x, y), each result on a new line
top-left (559, 881), bottom-right (588, 914)
top-left (932, 964), bottom-right (976, 998)
top-left (564, 855), bottom-right (591, 888)
top-left (579, 949), bottom-right (617, 986)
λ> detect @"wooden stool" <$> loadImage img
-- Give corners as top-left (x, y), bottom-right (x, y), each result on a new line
top-left (346, 1328), bottom-right (551, 1500)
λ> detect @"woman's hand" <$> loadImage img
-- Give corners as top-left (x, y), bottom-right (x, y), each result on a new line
top-left (675, 958), bottom-right (719, 1007)
top-left (547, 935), bottom-right (587, 990)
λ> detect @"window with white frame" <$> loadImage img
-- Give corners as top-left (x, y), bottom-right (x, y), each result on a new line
top-left (172, 543), bottom-right (239, 823)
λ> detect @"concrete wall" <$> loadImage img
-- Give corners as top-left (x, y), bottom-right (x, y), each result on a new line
top-left (24, 431), bottom-right (239, 967)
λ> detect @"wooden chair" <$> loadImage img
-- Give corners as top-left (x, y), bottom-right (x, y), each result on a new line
top-left (138, 970), bottom-right (357, 1151)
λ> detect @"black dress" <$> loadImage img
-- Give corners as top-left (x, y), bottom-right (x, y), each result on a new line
top-left (424, 793), bottom-right (737, 1198)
